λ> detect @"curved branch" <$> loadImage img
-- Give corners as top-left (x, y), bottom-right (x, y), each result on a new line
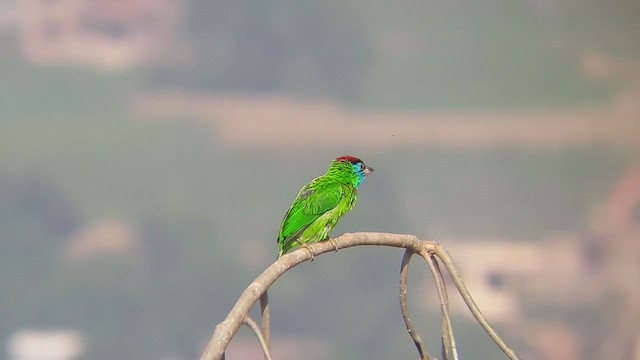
top-left (199, 232), bottom-right (432, 360)
top-left (432, 245), bottom-right (520, 360)
top-left (259, 292), bottom-right (271, 350)
top-left (199, 232), bottom-right (520, 360)
top-left (242, 316), bottom-right (273, 360)
top-left (433, 258), bottom-right (458, 360)
top-left (399, 250), bottom-right (432, 360)
top-left (421, 252), bottom-right (458, 360)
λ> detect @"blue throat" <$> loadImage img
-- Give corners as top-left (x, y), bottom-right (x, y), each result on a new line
top-left (352, 163), bottom-right (365, 188)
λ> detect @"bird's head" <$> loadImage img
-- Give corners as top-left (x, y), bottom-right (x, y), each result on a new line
top-left (334, 155), bottom-right (374, 187)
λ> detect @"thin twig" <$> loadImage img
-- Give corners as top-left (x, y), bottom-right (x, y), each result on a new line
top-left (259, 291), bottom-right (271, 350)
top-left (242, 316), bottom-right (273, 360)
top-left (434, 255), bottom-right (457, 360)
top-left (432, 245), bottom-right (520, 360)
top-left (433, 258), bottom-right (457, 360)
top-left (421, 252), bottom-right (459, 360)
top-left (399, 250), bottom-right (432, 360)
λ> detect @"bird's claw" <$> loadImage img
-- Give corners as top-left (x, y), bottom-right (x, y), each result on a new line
top-left (329, 238), bottom-right (339, 253)
top-left (301, 244), bottom-right (315, 261)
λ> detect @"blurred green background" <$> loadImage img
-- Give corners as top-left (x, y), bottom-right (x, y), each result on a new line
top-left (1, 0), bottom-right (639, 359)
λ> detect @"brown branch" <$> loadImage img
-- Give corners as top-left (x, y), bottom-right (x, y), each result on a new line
top-left (421, 253), bottom-right (459, 360)
top-left (259, 292), bottom-right (271, 350)
top-left (242, 316), bottom-right (273, 360)
top-left (200, 232), bottom-right (432, 360)
top-left (432, 245), bottom-right (521, 360)
top-left (399, 250), bottom-right (433, 360)
top-left (433, 258), bottom-right (458, 360)
top-left (199, 232), bottom-right (520, 360)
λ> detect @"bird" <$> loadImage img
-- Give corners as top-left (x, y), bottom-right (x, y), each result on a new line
top-left (277, 155), bottom-right (374, 259)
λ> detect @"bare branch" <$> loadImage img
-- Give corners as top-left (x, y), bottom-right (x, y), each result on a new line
top-left (200, 232), bottom-right (431, 360)
top-left (421, 252), bottom-right (459, 360)
top-left (433, 259), bottom-right (458, 360)
top-left (432, 245), bottom-right (521, 360)
top-left (259, 292), bottom-right (271, 350)
top-left (242, 316), bottom-right (273, 360)
top-left (199, 232), bottom-right (520, 360)
top-left (399, 250), bottom-right (433, 360)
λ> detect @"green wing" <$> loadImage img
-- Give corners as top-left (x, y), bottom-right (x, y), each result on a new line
top-left (278, 179), bottom-right (343, 249)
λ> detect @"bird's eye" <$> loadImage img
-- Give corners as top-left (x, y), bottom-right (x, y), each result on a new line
top-left (359, 163), bottom-right (365, 170)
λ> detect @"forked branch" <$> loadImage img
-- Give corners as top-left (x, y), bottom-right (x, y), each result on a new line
top-left (199, 232), bottom-right (519, 360)
top-left (421, 252), bottom-right (458, 360)
top-left (399, 250), bottom-right (433, 360)
top-left (259, 292), bottom-right (271, 349)
top-left (432, 246), bottom-right (520, 360)
top-left (242, 316), bottom-right (273, 360)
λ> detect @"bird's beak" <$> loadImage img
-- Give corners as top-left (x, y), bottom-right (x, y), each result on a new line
top-left (364, 166), bottom-right (374, 176)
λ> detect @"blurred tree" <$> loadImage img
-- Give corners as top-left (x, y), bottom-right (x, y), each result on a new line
top-left (138, 216), bottom-right (184, 274)
top-left (556, 0), bottom-right (640, 54)
top-left (358, 0), bottom-right (612, 108)
top-left (150, 0), bottom-right (371, 102)
top-left (0, 175), bottom-right (79, 347)
top-left (0, 176), bottom-right (75, 290)
top-left (0, 176), bottom-right (77, 240)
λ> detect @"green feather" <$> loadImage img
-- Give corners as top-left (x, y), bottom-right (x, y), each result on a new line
top-left (277, 157), bottom-right (373, 257)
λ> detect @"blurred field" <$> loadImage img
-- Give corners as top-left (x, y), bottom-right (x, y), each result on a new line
top-left (131, 92), bottom-right (640, 149)
top-left (1, 0), bottom-right (640, 359)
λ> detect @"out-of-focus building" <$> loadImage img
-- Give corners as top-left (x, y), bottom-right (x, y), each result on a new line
top-left (7, 330), bottom-right (85, 360)
top-left (581, 51), bottom-right (640, 116)
top-left (13, 0), bottom-right (183, 69)
top-left (434, 163), bottom-right (640, 359)
top-left (64, 218), bottom-right (140, 261)
top-left (442, 236), bottom-right (589, 323)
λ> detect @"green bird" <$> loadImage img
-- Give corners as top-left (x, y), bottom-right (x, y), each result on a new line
top-left (277, 155), bottom-right (374, 258)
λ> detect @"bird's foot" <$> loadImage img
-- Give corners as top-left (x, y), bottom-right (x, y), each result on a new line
top-left (301, 243), bottom-right (315, 261)
top-left (329, 238), bottom-right (339, 253)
